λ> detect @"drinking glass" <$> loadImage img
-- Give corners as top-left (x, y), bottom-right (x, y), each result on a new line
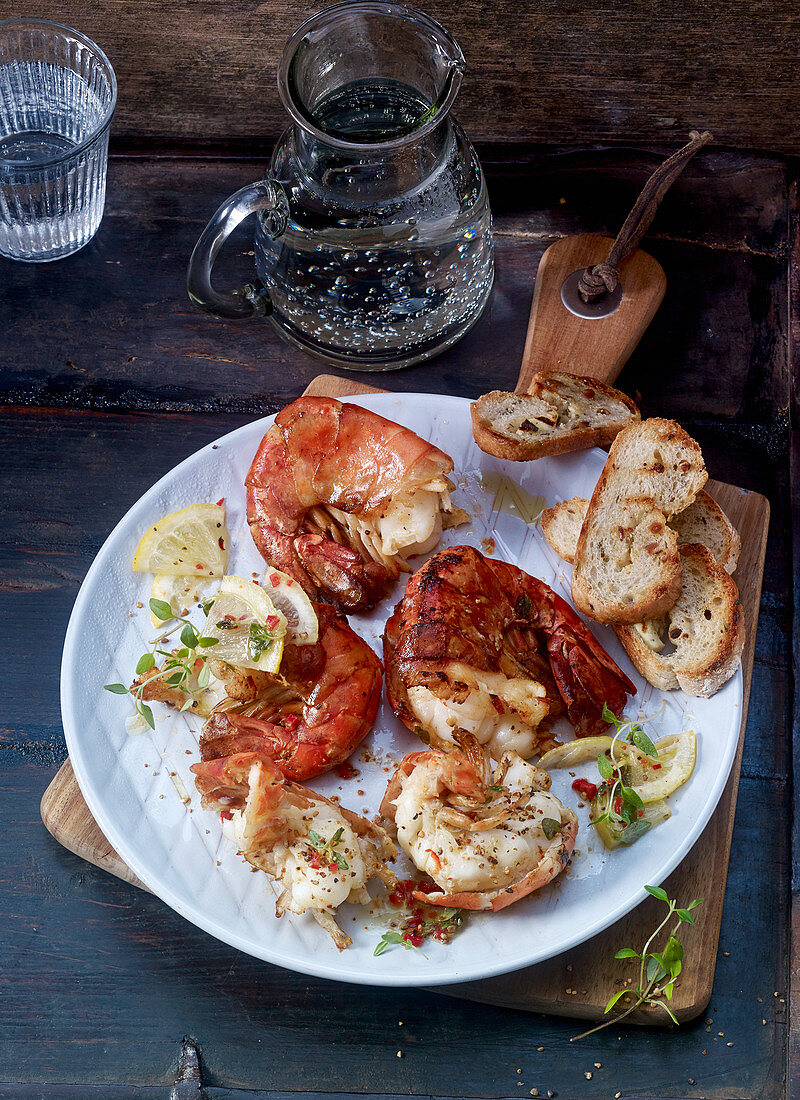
top-left (0, 19), bottom-right (117, 262)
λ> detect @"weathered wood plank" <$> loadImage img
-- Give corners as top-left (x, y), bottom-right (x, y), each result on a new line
top-left (0, 153), bottom-right (788, 422)
top-left (2, 754), bottom-right (788, 1096)
top-left (11, 1), bottom-right (800, 152)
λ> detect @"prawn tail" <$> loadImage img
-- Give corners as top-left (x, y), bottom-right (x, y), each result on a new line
top-left (519, 578), bottom-right (636, 737)
top-left (414, 889), bottom-right (493, 910)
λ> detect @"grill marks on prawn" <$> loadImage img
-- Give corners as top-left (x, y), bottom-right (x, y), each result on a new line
top-left (384, 546), bottom-right (636, 759)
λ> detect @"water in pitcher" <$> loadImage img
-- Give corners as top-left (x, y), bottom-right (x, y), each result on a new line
top-left (255, 77), bottom-right (493, 366)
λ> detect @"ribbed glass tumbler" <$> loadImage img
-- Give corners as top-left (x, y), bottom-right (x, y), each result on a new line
top-left (0, 20), bottom-right (117, 261)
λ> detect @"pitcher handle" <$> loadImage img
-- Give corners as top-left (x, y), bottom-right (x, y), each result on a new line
top-left (187, 179), bottom-right (289, 319)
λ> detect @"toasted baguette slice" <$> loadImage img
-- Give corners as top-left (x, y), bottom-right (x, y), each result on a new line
top-left (614, 545), bottom-right (745, 696)
top-left (471, 372), bottom-right (640, 461)
top-left (672, 492), bottom-right (740, 573)
top-left (541, 490), bottom-right (740, 573)
top-left (540, 496), bottom-right (589, 565)
top-left (571, 419), bottom-right (707, 624)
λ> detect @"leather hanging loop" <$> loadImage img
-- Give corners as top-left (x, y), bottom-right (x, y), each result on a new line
top-left (578, 130), bottom-right (713, 304)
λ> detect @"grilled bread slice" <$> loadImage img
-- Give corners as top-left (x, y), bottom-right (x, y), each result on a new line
top-left (471, 372), bottom-right (640, 461)
top-left (571, 419), bottom-right (707, 623)
top-left (614, 545), bottom-right (745, 696)
top-left (541, 490), bottom-right (740, 573)
top-left (540, 497), bottom-right (589, 565)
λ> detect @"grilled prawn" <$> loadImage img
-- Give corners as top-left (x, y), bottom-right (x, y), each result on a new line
top-left (379, 735), bottom-right (577, 911)
top-left (246, 397), bottom-right (468, 612)
top-left (192, 751), bottom-right (397, 949)
top-left (200, 603), bottom-right (382, 781)
top-left (383, 545), bottom-right (635, 757)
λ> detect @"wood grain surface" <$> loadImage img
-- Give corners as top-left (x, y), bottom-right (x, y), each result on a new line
top-left (516, 233), bottom-right (666, 392)
top-left (11, 0), bottom-right (800, 153)
top-left (3, 150), bottom-right (792, 1098)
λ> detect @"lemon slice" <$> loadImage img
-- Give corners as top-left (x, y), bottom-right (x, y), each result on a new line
top-left (539, 729), bottom-right (696, 803)
top-left (202, 575), bottom-right (287, 672)
top-left (634, 730), bottom-right (697, 802)
top-left (538, 737), bottom-right (621, 770)
top-left (150, 575), bottom-right (217, 627)
top-left (262, 566), bottom-right (318, 645)
top-left (132, 503), bottom-right (229, 577)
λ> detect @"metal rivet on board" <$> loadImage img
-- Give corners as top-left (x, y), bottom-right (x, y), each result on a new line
top-left (560, 269), bottom-right (623, 319)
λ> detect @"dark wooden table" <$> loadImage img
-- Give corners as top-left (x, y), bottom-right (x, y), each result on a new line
top-left (1, 145), bottom-right (795, 1099)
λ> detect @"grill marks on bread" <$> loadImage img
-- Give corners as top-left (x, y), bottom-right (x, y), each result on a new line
top-left (470, 372), bottom-right (640, 461)
top-left (570, 419), bottom-right (707, 624)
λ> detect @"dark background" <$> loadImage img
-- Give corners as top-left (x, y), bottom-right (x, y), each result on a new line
top-left (2, 2), bottom-right (797, 1097)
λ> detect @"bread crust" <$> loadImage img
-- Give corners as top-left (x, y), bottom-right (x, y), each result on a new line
top-left (542, 489), bottom-right (740, 574)
top-left (470, 372), bottom-right (640, 461)
top-left (540, 497), bottom-right (588, 565)
top-left (613, 545), bottom-right (745, 697)
top-left (571, 419), bottom-right (707, 624)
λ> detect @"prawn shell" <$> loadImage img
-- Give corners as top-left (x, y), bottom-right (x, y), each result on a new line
top-left (413, 813), bottom-right (578, 912)
top-left (383, 545), bottom-right (635, 745)
top-left (200, 605), bottom-right (382, 782)
top-left (245, 397), bottom-right (454, 612)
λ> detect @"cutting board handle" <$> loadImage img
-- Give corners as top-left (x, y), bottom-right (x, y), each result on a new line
top-left (515, 233), bottom-right (666, 394)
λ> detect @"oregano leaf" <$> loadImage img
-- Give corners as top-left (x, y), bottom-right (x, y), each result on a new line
top-left (644, 884), bottom-right (669, 903)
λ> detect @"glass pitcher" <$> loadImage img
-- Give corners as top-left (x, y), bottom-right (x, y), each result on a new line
top-left (187, 1), bottom-right (493, 371)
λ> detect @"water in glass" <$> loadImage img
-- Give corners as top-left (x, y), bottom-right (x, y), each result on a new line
top-left (0, 24), bottom-right (116, 262)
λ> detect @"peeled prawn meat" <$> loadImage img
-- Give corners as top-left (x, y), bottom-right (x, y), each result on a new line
top-left (383, 545), bottom-right (635, 756)
top-left (192, 751), bottom-right (397, 949)
top-left (246, 397), bottom-right (468, 611)
top-left (380, 736), bottom-right (577, 911)
top-left (201, 603), bottom-right (382, 781)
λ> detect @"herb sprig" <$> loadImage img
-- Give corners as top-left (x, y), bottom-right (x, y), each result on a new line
top-left (590, 706), bottom-right (660, 844)
top-left (104, 598), bottom-right (220, 729)
top-left (308, 827), bottom-right (349, 872)
top-left (374, 907), bottom-right (463, 957)
top-left (572, 886), bottom-right (702, 1039)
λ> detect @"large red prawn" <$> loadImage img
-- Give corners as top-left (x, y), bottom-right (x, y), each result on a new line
top-left (246, 397), bottom-right (467, 612)
top-left (192, 750), bottom-right (396, 949)
top-left (383, 545), bottom-right (635, 756)
top-left (200, 603), bottom-right (381, 781)
top-left (379, 734), bottom-right (578, 911)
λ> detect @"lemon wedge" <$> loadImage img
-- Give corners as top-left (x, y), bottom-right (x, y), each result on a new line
top-left (262, 565), bottom-right (318, 645)
top-left (634, 730), bottom-right (697, 802)
top-left (539, 728), bottom-right (696, 804)
top-left (150, 575), bottom-right (217, 627)
top-left (132, 503), bottom-right (229, 577)
top-left (202, 575), bottom-right (287, 673)
top-left (537, 737), bottom-right (631, 771)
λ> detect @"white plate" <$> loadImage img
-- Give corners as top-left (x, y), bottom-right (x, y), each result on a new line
top-left (61, 392), bottom-right (742, 987)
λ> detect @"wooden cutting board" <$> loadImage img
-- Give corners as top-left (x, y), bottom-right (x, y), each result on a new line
top-left (41, 236), bottom-right (769, 1023)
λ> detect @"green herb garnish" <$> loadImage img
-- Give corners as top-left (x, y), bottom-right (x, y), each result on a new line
top-left (308, 826), bottom-right (349, 872)
top-left (374, 906), bottom-right (464, 958)
top-left (104, 598), bottom-right (219, 729)
top-left (572, 888), bottom-right (703, 1039)
top-left (541, 817), bottom-right (562, 841)
top-left (248, 620), bottom-right (278, 662)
